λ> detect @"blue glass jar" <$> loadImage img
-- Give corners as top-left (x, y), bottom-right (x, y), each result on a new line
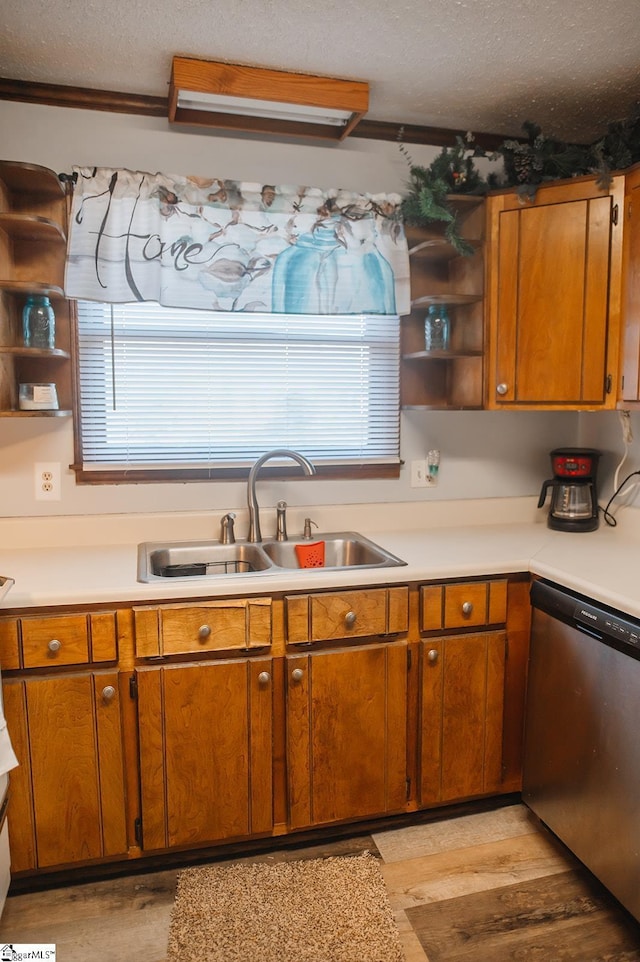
top-left (424, 304), bottom-right (450, 352)
top-left (23, 295), bottom-right (55, 349)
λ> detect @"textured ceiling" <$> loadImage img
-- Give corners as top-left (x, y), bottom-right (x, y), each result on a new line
top-left (2, 0), bottom-right (640, 142)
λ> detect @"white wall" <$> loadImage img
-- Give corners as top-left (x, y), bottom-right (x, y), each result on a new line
top-left (579, 410), bottom-right (640, 518)
top-left (0, 100), bottom-right (580, 518)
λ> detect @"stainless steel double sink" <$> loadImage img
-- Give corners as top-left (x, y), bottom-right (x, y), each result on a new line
top-left (137, 532), bottom-right (406, 582)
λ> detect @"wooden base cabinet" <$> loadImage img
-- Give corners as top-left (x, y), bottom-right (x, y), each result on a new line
top-left (286, 642), bottom-right (408, 829)
top-left (3, 671), bottom-right (127, 872)
top-left (0, 576), bottom-right (531, 879)
top-left (419, 632), bottom-right (506, 805)
top-left (136, 657), bottom-right (273, 851)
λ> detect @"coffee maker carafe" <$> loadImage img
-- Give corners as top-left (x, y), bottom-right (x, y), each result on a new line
top-left (538, 448), bottom-right (600, 532)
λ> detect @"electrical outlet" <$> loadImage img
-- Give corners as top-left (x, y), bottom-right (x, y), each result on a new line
top-left (411, 459), bottom-right (429, 488)
top-left (34, 462), bottom-right (61, 501)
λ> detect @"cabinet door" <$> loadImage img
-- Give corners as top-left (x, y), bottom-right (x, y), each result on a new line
top-left (620, 165), bottom-right (640, 401)
top-left (419, 632), bottom-right (506, 805)
top-left (286, 642), bottom-right (408, 829)
top-left (137, 657), bottom-right (273, 851)
top-left (3, 671), bottom-right (127, 870)
top-left (487, 177), bottom-right (623, 408)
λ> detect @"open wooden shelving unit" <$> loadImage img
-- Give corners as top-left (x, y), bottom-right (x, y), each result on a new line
top-left (0, 160), bottom-right (72, 417)
top-left (401, 196), bottom-right (485, 410)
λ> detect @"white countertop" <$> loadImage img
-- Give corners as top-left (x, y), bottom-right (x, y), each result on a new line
top-left (0, 498), bottom-right (638, 616)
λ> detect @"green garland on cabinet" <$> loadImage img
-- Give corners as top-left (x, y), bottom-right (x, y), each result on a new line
top-left (400, 109), bottom-right (640, 255)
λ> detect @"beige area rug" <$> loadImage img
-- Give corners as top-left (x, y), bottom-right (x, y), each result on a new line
top-left (166, 851), bottom-right (404, 962)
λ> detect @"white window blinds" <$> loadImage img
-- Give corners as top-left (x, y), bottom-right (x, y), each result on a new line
top-left (75, 301), bottom-right (400, 471)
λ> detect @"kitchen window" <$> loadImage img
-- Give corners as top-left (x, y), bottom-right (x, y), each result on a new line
top-left (73, 300), bottom-right (401, 482)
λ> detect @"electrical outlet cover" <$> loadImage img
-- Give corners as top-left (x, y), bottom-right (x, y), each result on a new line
top-left (34, 462), bottom-right (61, 501)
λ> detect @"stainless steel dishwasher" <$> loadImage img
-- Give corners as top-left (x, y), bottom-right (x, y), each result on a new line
top-left (523, 578), bottom-right (640, 922)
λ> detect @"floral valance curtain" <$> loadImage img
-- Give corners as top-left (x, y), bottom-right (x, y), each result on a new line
top-left (64, 167), bottom-right (410, 316)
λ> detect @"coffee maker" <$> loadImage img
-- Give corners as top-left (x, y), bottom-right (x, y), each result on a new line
top-left (537, 448), bottom-right (601, 531)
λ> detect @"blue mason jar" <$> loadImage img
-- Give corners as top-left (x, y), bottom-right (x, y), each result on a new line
top-left (23, 295), bottom-right (55, 349)
top-left (424, 304), bottom-right (450, 352)
top-left (272, 220), bottom-right (395, 315)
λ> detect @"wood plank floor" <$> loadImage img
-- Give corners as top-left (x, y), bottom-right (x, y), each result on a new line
top-left (1, 802), bottom-right (639, 961)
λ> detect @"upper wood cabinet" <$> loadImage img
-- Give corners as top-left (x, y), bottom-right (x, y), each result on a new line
top-left (0, 160), bottom-right (72, 416)
top-left (485, 175), bottom-right (625, 410)
top-left (620, 163), bottom-right (640, 404)
top-left (401, 198), bottom-right (485, 410)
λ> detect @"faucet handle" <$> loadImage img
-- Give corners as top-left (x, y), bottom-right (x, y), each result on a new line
top-left (303, 517), bottom-right (318, 540)
top-left (220, 512), bottom-right (236, 545)
top-left (276, 500), bottom-right (288, 542)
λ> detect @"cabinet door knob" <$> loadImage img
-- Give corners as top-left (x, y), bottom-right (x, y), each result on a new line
top-left (258, 671), bottom-right (271, 686)
top-left (291, 668), bottom-right (304, 682)
top-left (496, 383), bottom-right (508, 396)
top-left (344, 610), bottom-right (357, 628)
top-left (198, 624), bottom-right (212, 640)
top-left (48, 639), bottom-right (61, 653)
top-left (427, 649), bottom-right (439, 663)
top-left (101, 685), bottom-right (117, 702)
top-left (461, 601), bottom-right (474, 616)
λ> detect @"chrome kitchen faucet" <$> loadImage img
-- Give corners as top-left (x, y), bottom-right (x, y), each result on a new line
top-left (247, 449), bottom-right (316, 543)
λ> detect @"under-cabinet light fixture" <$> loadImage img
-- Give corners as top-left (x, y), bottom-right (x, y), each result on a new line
top-left (168, 57), bottom-right (369, 142)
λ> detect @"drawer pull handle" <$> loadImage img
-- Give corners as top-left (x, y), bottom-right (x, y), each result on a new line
top-left (427, 649), bottom-right (439, 664)
top-left (496, 383), bottom-right (508, 396)
top-left (291, 668), bottom-right (304, 682)
top-left (48, 639), bottom-right (62, 653)
top-left (461, 601), bottom-right (474, 616)
top-left (258, 671), bottom-right (271, 686)
top-left (198, 625), bottom-right (212, 640)
top-left (101, 685), bottom-right (117, 702)
top-left (344, 610), bottom-right (357, 628)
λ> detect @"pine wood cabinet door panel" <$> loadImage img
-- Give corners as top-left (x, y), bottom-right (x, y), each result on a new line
top-left (419, 641), bottom-right (443, 803)
top-left (286, 642), bottom-right (408, 829)
top-left (11, 671), bottom-right (127, 869)
top-left (419, 632), bottom-right (506, 805)
top-left (488, 177), bottom-right (622, 408)
top-left (137, 657), bottom-right (273, 851)
top-left (2, 680), bottom-right (35, 872)
top-left (621, 165), bottom-right (640, 401)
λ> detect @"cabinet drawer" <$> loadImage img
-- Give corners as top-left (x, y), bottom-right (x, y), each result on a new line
top-left (421, 580), bottom-right (507, 632)
top-left (21, 615), bottom-right (90, 668)
top-left (133, 597), bottom-right (273, 657)
top-left (285, 587), bottom-right (409, 644)
top-left (0, 619), bottom-right (21, 670)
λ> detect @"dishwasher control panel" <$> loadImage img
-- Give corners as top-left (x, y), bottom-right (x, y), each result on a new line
top-left (531, 578), bottom-right (640, 656)
top-left (573, 601), bottom-right (640, 647)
